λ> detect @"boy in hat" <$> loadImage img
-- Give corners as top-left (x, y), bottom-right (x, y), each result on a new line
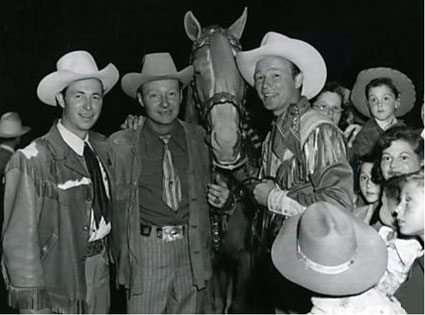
top-left (236, 32), bottom-right (354, 312)
top-left (108, 52), bottom-right (231, 313)
top-left (2, 51), bottom-right (119, 313)
top-left (272, 201), bottom-right (406, 314)
top-left (350, 67), bottom-right (416, 161)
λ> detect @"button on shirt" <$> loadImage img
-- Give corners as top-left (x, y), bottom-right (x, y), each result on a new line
top-left (57, 121), bottom-right (111, 241)
top-left (138, 121), bottom-right (189, 226)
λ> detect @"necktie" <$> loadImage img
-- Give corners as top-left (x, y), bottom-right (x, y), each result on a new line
top-left (160, 135), bottom-right (182, 211)
top-left (84, 142), bottom-right (110, 228)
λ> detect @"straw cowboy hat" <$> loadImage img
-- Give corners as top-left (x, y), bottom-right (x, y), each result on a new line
top-left (0, 112), bottom-right (31, 138)
top-left (236, 32), bottom-right (327, 100)
top-left (37, 50), bottom-right (119, 106)
top-left (121, 52), bottom-right (194, 99)
top-left (351, 67), bottom-right (416, 118)
top-left (271, 201), bottom-right (387, 296)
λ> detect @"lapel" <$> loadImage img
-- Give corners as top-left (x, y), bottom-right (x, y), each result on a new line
top-left (44, 124), bottom-right (88, 178)
top-left (90, 132), bottom-right (113, 182)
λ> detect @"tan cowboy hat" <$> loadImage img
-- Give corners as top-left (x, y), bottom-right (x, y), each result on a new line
top-left (351, 67), bottom-right (416, 118)
top-left (121, 52), bottom-right (194, 99)
top-left (236, 32), bottom-right (327, 100)
top-left (0, 112), bottom-right (31, 138)
top-left (271, 201), bottom-right (387, 296)
top-left (37, 50), bottom-right (119, 106)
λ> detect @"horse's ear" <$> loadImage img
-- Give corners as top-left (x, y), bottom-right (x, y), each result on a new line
top-left (228, 7), bottom-right (248, 40)
top-left (184, 11), bottom-right (202, 42)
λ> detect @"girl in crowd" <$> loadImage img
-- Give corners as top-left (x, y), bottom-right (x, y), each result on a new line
top-left (350, 67), bottom-right (416, 162)
top-left (394, 170), bottom-right (424, 314)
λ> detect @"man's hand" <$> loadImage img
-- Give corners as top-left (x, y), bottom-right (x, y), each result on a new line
top-left (120, 114), bottom-right (143, 131)
top-left (207, 173), bottom-right (231, 208)
top-left (253, 179), bottom-right (275, 207)
top-left (343, 124), bottom-right (362, 148)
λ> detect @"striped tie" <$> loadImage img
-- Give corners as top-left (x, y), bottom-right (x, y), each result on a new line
top-left (160, 135), bottom-right (182, 211)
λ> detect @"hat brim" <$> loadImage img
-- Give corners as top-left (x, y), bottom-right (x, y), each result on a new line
top-left (236, 38), bottom-right (327, 100)
top-left (121, 66), bottom-right (194, 99)
top-left (37, 63), bottom-right (119, 106)
top-left (351, 68), bottom-right (416, 118)
top-left (0, 126), bottom-right (31, 138)
top-left (271, 210), bottom-right (387, 296)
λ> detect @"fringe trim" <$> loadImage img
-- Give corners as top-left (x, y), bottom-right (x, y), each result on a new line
top-left (7, 286), bottom-right (88, 313)
top-left (7, 286), bottom-right (51, 311)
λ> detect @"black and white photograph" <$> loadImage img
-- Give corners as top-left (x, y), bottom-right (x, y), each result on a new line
top-left (0, 0), bottom-right (423, 314)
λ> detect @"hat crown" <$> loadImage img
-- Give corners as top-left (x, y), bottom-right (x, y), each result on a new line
top-left (261, 32), bottom-right (290, 46)
top-left (56, 50), bottom-right (100, 74)
top-left (140, 53), bottom-right (179, 78)
top-left (298, 204), bottom-right (357, 267)
top-left (0, 112), bottom-right (23, 136)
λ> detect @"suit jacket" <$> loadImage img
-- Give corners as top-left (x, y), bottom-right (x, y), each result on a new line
top-left (108, 118), bottom-right (212, 292)
top-left (2, 124), bottom-right (112, 313)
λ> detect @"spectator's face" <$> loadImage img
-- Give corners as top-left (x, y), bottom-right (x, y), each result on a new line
top-left (139, 79), bottom-right (181, 130)
top-left (312, 91), bottom-right (343, 125)
top-left (395, 181), bottom-right (424, 237)
top-left (57, 78), bottom-right (103, 139)
top-left (359, 162), bottom-right (381, 204)
top-left (380, 140), bottom-right (422, 180)
top-left (254, 56), bottom-right (302, 117)
top-left (367, 85), bottom-right (399, 122)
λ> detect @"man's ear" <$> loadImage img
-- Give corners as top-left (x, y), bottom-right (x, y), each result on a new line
top-left (295, 72), bottom-right (304, 90)
top-left (137, 92), bottom-right (144, 108)
top-left (56, 93), bottom-right (66, 108)
top-left (394, 97), bottom-right (401, 110)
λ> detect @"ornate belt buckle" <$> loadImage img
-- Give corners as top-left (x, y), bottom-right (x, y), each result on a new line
top-left (162, 225), bottom-right (184, 242)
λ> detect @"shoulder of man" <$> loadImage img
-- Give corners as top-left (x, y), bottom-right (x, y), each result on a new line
top-left (89, 130), bottom-right (108, 143)
top-left (180, 120), bottom-right (206, 140)
top-left (299, 108), bottom-right (342, 144)
top-left (108, 128), bottom-right (141, 147)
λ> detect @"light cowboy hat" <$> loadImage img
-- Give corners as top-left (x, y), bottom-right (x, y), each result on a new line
top-left (121, 52), bottom-right (194, 99)
top-left (236, 32), bottom-right (327, 100)
top-left (37, 50), bottom-right (119, 106)
top-left (0, 112), bottom-right (31, 138)
top-left (271, 201), bottom-right (387, 296)
top-left (351, 67), bottom-right (416, 118)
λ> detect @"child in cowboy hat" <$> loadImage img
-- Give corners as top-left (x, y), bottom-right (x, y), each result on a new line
top-left (350, 67), bottom-right (416, 161)
top-left (272, 201), bottom-right (406, 314)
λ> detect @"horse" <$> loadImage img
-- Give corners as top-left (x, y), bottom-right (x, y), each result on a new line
top-left (184, 8), bottom-right (263, 313)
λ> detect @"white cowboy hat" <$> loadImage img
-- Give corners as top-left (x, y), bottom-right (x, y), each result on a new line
top-left (121, 52), bottom-right (194, 99)
top-left (351, 67), bottom-right (416, 118)
top-left (0, 112), bottom-right (31, 138)
top-left (236, 32), bottom-right (327, 99)
top-left (37, 50), bottom-right (119, 106)
top-left (271, 201), bottom-right (387, 296)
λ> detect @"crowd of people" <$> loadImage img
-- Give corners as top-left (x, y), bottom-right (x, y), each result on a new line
top-left (0, 27), bottom-right (423, 314)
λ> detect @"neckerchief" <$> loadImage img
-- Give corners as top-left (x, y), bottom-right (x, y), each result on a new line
top-left (270, 97), bottom-right (311, 164)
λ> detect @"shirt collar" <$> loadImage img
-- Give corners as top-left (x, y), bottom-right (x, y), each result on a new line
top-left (57, 120), bottom-right (88, 156)
top-left (0, 144), bottom-right (15, 154)
top-left (375, 116), bottom-right (398, 131)
top-left (144, 120), bottom-right (186, 152)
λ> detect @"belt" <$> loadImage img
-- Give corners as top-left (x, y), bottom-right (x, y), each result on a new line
top-left (140, 224), bottom-right (186, 242)
top-left (86, 238), bottom-right (107, 258)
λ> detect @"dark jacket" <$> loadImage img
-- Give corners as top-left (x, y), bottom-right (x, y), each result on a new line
top-left (2, 124), bottom-right (112, 313)
top-left (108, 119), bottom-right (212, 293)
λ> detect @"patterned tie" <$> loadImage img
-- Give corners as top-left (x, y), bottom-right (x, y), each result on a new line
top-left (84, 142), bottom-right (110, 228)
top-left (160, 135), bottom-right (182, 211)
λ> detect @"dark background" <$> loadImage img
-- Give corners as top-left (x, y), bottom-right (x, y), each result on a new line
top-left (0, 0), bottom-right (423, 141)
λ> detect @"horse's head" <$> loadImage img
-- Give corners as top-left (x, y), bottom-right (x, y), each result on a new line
top-left (184, 8), bottom-right (248, 170)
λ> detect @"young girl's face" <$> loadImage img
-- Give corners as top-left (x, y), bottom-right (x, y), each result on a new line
top-left (395, 181), bottom-right (424, 237)
top-left (359, 162), bottom-right (381, 204)
top-left (380, 139), bottom-right (422, 180)
top-left (367, 85), bottom-right (399, 122)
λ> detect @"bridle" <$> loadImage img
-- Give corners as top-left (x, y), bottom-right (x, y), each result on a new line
top-left (189, 26), bottom-right (247, 132)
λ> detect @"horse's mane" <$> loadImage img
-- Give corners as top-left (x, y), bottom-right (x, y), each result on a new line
top-left (184, 83), bottom-right (200, 124)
